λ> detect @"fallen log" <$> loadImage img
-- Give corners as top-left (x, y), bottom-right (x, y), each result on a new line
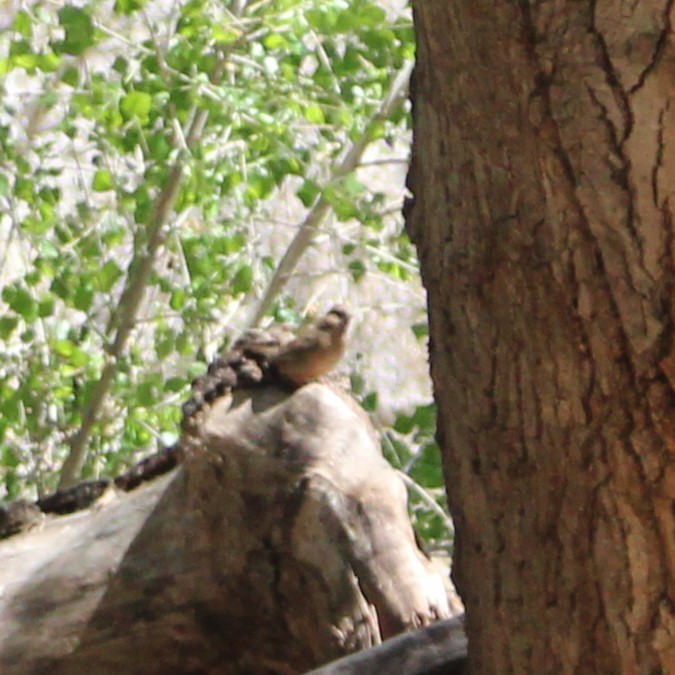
top-left (1, 382), bottom-right (453, 674)
top-left (307, 614), bottom-right (468, 675)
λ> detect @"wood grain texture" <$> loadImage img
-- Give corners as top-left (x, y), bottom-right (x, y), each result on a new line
top-left (0, 384), bottom-right (452, 674)
top-left (408, 2), bottom-right (675, 673)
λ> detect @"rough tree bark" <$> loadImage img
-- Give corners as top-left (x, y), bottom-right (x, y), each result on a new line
top-left (407, 2), bottom-right (675, 673)
top-left (0, 384), bottom-right (452, 674)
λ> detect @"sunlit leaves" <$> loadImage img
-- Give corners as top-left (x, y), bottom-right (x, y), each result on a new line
top-left (0, 0), bottom-right (429, 529)
top-left (4, 39), bottom-right (61, 74)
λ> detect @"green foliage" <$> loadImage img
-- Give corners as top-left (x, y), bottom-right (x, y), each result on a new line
top-left (390, 405), bottom-right (452, 549)
top-left (0, 0), bottom-right (450, 549)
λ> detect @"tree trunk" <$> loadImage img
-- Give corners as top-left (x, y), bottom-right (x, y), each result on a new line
top-left (407, 2), bottom-right (675, 673)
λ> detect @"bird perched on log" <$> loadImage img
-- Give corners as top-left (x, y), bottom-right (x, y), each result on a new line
top-left (181, 306), bottom-right (350, 434)
top-left (271, 305), bottom-right (350, 387)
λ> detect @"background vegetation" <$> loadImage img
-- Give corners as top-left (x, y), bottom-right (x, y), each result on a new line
top-left (0, 0), bottom-right (451, 551)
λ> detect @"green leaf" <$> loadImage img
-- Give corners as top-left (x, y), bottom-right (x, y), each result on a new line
top-left (137, 381), bottom-right (157, 406)
top-left (92, 169), bottom-right (114, 192)
top-left (188, 361), bottom-right (207, 378)
top-left (297, 180), bottom-right (320, 207)
top-left (362, 392), bottom-right (378, 412)
top-left (74, 285), bottom-right (94, 312)
top-left (133, 185), bottom-right (153, 225)
top-left (304, 104), bottom-right (325, 124)
top-left (382, 433), bottom-right (412, 468)
top-left (112, 56), bottom-right (128, 75)
top-left (61, 66), bottom-right (80, 87)
top-left (350, 372), bottom-right (366, 395)
top-left (9, 39), bottom-right (31, 58)
top-left (367, 119), bottom-right (386, 141)
top-left (306, 7), bottom-right (338, 32)
top-left (25, 270), bottom-right (41, 287)
top-left (120, 91), bottom-right (152, 124)
top-left (3, 285), bottom-right (37, 321)
top-left (356, 3), bottom-right (386, 27)
top-left (213, 26), bottom-right (241, 45)
top-left (54, 340), bottom-right (90, 368)
top-left (409, 443), bottom-right (444, 488)
top-left (217, 232), bottom-right (246, 255)
top-left (0, 394), bottom-right (20, 424)
top-left (97, 261), bottom-right (123, 292)
top-left (147, 133), bottom-right (171, 162)
top-left (1, 445), bottom-right (20, 469)
top-left (53, 338), bottom-right (73, 358)
top-left (114, 0), bottom-right (147, 15)
top-left (232, 265), bottom-right (253, 294)
top-left (0, 316), bottom-right (18, 339)
top-left (412, 403), bottom-right (436, 434)
top-left (165, 376), bottom-right (187, 393)
top-left (343, 173), bottom-right (365, 196)
top-left (38, 296), bottom-right (56, 317)
top-left (170, 288), bottom-right (187, 311)
top-left (263, 34), bottom-right (288, 50)
top-left (51, 271), bottom-right (75, 300)
top-left (11, 51), bottom-right (39, 72)
top-left (412, 322), bottom-right (428, 339)
top-left (245, 174), bottom-right (274, 203)
top-left (37, 53), bottom-right (61, 72)
top-left (349, 260), bottom-right (366, 282)
top-left (155, 328), bottom-right (175, 359)
top-left (55, 6), bottom-right (96, 56)
top-left (38, 240), bottom-right (60, 259)
top-left (394, 413), bottom-right (415, 434)
top-left (13, 10), bottom-right (33, 38)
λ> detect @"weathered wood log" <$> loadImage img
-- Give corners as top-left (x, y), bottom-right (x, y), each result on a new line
top-left (0, 383), bottom-right (453, 674)
top-left (307, 615), bottom-right (468, 675)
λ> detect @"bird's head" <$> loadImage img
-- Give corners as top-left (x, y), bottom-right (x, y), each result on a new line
top-left (318, 305), bottom-right (350, 336)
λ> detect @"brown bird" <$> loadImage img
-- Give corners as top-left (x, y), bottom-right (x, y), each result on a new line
top-left (272, 305), bottom-right (350, 387)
